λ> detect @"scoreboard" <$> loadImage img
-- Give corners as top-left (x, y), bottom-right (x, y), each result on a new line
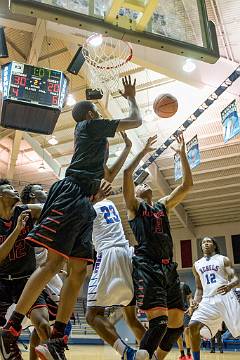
top-left (1, 62), bottom-right (68, 134)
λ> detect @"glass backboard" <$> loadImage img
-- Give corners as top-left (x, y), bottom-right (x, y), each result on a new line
top-left (10, 0), bottom-right (219, 63)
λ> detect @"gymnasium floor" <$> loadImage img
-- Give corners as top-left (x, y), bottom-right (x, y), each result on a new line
top-left (21, 345), bottom-right (240, 359)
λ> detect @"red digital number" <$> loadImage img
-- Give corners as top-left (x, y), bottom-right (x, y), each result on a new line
top-left (14, 76), bottom-right (26, 87)
top-left (53, 83), bottom-right (60, 92)
top-left (12, 87), bottom-right (19, 97)
top-left (9, 239), bottom-right (26, 261)
top-left (52, 95), bottom-right (58, 105)
top-left (48, 83), bottom-right (54, 92)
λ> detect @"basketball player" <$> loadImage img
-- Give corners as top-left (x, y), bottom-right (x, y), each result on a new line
top-left (123, 133), bottom-right (193, 360)
top-left (1, 76), bottom-right (142, 360)
top-left (189, 237), bottom-right (240, 360)
top-left (20, 183), bottom-right (71, 360)
top-left (86, 196), bottom-right (146, 360)
top-left (0, 179), bottom-right (51, 360)
top-left (86, 130), bottom-right (146, 360)
top-left (177, 282), bottom-right (193, 360)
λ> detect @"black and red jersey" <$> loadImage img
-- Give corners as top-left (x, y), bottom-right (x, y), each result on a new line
top-left (0, 205), bottom-right (36, 278)
top-left (129, 201), bottom-right (173, 262)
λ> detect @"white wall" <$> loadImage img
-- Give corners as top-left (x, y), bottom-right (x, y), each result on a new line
top-left (172, 221), bottom-right (240, 269)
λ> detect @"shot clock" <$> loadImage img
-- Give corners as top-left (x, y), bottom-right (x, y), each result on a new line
top-left (0, 62), bottom-right (68, 134)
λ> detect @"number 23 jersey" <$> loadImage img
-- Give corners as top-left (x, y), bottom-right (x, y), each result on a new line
top-left (0, 205), bottom-right (36, 278)
top-left (194, 254), bottom-right (228, 297)
top-left (93, 199), bottom-right (128, 253)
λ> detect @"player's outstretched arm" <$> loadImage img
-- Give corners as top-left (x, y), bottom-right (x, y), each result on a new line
top-left (104, 132), bottom-right (132, 183)
top-left (123, 135), bottom-right (157, 220)
top-left (116, 76), bottom-right (142, 131)
top-left (160, 133), bottom-right (193, 211)
top-left (217, 257), bottom-right (239, 295)
top-left (0, 211), bottom-right (29, 263)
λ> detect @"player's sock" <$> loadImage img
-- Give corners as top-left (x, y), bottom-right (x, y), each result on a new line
top-left (180, 350), bottom-right (185, 357)
top-left (113, 338), bottom-right (127, 355)
top-left (51, 321), bottom-right (67, 338)
top-left (4, 311), bottom-right (24, 332)
top-left (187, 348), bottom-right (191, 356)
top-left (192, 351), bottom-right (200, 360)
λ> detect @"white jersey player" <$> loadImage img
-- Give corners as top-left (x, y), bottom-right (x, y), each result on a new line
top-left (86, 199), bottom-right (146, 360)
top-left (87, 198), bottom-right (133, 307)
top-left (189, 237), bottom-right (240, 360)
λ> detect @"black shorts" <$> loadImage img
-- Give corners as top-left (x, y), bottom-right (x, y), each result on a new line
top-left (31, 290), bottom-right (58, 322)
top-left (26, 177), bottom-right (96, 262)
top-left (132, 256), bottom-right (184, 312)
top-left (0, 277), bottom-right (47, 326)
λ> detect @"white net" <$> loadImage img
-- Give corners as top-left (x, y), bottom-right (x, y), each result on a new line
top-left (82, 35), bottom-right (132, 93)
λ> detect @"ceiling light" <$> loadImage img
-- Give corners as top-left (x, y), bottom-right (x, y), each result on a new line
top-left (88, 33), bottom-right (103, 47)
top-left (38, 162), bottom-right (46, 173)
top-left (66, 94), bottom-right (76, 106)
top-left (183, 59), bottom-right (196, 73)
top-left (48, 135), bottom-right (58, 145)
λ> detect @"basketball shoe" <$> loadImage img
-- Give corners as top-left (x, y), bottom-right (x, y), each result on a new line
top-left (0, 327), bottom-right (23, 360)
top-left (122, 346), bottom-right (149, 360)
top-left (35, 336), bottom-right (68, 360)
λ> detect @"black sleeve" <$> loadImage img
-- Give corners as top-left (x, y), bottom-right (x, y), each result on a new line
top-left (85, 119), bottom-right (119, 138)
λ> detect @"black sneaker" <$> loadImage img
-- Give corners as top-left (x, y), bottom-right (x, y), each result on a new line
top-left (35, 336), bottom-right (68, 360)
top-left (0, 328), bottom-right (23, 360)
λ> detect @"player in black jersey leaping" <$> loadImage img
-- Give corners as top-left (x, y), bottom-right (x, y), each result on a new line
top-left (0, 179), bottom-right (51, 360)
top-left (1, 76), bottom-right (142, 360)
top-left (123, 134), bottom-right (193, 360)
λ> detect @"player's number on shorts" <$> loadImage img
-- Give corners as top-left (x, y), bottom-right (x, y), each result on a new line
top-left (205, 273), bottom-right (216, 284)
top-left (100, 205), bottom-right (120, 224)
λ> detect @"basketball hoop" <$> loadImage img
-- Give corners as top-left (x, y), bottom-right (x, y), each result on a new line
top-left (82, 34), bottom-right (133, 93)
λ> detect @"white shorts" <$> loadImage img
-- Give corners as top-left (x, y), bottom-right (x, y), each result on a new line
top-left (190, 290), bottom-right (240, 339)
top-left (87, 246), bottom-right (134, 307)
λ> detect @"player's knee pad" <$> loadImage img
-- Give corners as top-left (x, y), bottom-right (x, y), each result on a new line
top-left (140, 315), bottom-right (168, 358)
top-left (160, 326), bottom-right (184, 352)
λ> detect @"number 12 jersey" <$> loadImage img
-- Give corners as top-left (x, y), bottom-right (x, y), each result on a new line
top-left (194, 254), bottom-right (229, 297)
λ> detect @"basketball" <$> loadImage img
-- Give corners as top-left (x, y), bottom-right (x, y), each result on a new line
top-left (153, 94), bottom-right (178, 118)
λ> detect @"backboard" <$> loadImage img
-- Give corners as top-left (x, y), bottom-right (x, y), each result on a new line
top-left (9, 0), bottom-right (219, 64)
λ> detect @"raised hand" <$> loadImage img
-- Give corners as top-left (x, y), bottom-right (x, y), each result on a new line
top-left (119, 75), bottom-right (136, 99)
top-left (142, 135), bottom-right (157, 155)
top-left (171, 132), bottom-right (185, 155)
top-left (16, 211), bottom-right (30, 231)
top-left (120, 131), bottom-right (132, 148)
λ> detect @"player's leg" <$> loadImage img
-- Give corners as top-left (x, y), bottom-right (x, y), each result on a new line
top-left (177, 335), bottom-right (185, 359)
top-left (133, 257), bottom-right (168, 360)
top-left (123, 305), bottom-right (146, 343)
top-left (189, 321), bottom-right (204, 360)
top-left (184, 327), bottom-right (193, 359)
top-left (35, 258), bottom-right (88, 360)
top-left (29, 329), bottom-right (41, 360)
top-left (156, 264), bottom-right (184, 360)
top-left (156, 308), bottom-right (184, 360)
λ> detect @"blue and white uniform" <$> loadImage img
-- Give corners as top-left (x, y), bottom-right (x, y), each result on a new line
top-left (191, 254), bottom-right (240, 338)
top-left (87, 199), bottom-right (134, 307)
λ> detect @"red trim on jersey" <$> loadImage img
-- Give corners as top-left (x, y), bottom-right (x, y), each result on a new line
top-left (51, 209), bottom-right (64, 215)
top-left (36, 232), bottom-right (54, 242)
top-left (40, 224), bottom-right (57, 233)
top-left (47, 217), bottom-right (60, 224)
top-left (25, 236), bottom-right (69, 260)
